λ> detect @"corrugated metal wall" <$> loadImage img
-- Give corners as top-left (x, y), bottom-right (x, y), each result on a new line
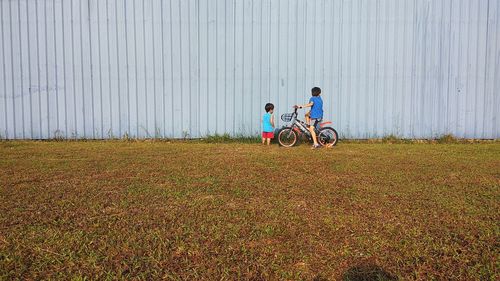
top-left (0, 0), bottom-right (499, 139)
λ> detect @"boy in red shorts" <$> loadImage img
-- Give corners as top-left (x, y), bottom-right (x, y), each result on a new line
top-left (262, 103), bottom-right (275, 145)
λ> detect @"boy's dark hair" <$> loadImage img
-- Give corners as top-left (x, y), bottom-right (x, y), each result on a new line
top-left (265, 103), bottom-right (274, 112)
top-left (311, 87), bottom-right (321, 96)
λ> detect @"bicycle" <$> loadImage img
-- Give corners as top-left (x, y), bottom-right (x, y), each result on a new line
top-left (277, 106), bottom-right (339, 147)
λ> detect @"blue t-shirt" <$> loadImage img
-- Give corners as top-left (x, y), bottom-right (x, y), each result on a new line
top-left (262, 113), bottom-right (273, 132)
top-left (309, 96), bottom-right (323, 119)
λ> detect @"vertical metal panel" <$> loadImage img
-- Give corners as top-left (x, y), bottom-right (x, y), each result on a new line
top-left (0, 0), bottom-right (499, 139)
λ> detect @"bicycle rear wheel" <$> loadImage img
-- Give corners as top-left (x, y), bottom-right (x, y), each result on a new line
top-left (318, 127), bottom-right (338, 147)
top-left (278, 127), bottom-right (298, 147)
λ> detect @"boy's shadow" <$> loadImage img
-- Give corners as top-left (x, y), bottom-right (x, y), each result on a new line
top-left (341, 263), bottom-right (398, 281)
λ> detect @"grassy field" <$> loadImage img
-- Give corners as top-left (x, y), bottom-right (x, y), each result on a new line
top-left (0, 141), bottom-right (498, 280)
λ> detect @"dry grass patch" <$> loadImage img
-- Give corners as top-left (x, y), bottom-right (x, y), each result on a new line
top-left (1, 141), bottom-right (499, 280)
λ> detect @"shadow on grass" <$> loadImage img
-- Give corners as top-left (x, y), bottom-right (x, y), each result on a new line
top-left (341, 263), bottom-right (398, 281)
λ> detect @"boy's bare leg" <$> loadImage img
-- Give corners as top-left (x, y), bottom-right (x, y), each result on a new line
top-left (262, 137), bottom-right (266, 144)
top-left (305, 111), bottom-right (311, 126)
top-left (309, 126), bottom-right (319, 146)
top-left (266, 138), bottom-right (271, 145)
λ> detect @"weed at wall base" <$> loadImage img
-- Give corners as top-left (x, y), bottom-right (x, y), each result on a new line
top-left (381, 134), bottom-right (402, 144)
top-left (202, 133), bottom-right (260, 143)
top-left (437, 134), bottom-right (458, 144)
top-left (52, 130), bottom-right (65, 141)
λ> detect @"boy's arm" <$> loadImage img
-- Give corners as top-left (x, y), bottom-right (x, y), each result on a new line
top-left (271, 114), bottom-right (275, 128)
top-left (297, 102), bottom-right (314, 109)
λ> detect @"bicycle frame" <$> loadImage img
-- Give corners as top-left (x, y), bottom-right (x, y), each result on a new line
top-left (286, 108), bottom-right (325, 141)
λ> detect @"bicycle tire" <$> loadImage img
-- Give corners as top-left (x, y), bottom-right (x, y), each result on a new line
top-left (318, 127), bottom-right (339, 147)
top-left (278, 127), bottom-right (298, 147)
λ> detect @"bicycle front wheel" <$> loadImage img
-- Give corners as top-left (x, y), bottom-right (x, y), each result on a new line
top-left (278, 127), bottom-right (298, 147)
top-left (318, 127), bottom-right (338, 147)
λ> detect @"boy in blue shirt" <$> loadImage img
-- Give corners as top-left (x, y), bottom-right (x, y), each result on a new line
top-left (296, 87), bottom-right (323, 149)
top-left (262, 103), bottom-right (275, 145)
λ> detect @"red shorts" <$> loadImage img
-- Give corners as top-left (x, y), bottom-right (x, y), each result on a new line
top-left (262, 132), bottom-right (274, 139)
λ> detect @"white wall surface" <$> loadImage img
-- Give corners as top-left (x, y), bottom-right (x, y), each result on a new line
top-left (0, 0), bottom-right (499, 139)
